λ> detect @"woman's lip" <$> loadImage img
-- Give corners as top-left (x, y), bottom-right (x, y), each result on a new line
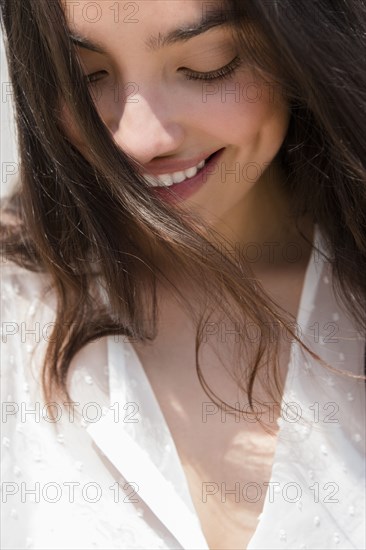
top-left (142, 149), bottom-right (221, 176)
top-left (148, 148), bottom-right (226, 202)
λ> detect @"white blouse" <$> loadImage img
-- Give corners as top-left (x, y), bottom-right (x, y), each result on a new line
top-left (1, 224), bottom-right (365, 549)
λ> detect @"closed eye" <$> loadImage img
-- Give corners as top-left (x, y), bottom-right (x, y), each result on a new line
top-left (84, 71), bottom-right (108, 84)
top-left (84, 56), bottom-right (242, 86)
top-left (180, 56), bottom-right (242, 82)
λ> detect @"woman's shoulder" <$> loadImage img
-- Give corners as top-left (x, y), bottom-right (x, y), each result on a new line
top-left (1, 258), bottom-right (111, 407)
top-left (1, 259), bottom-right (56, 311)
top-left (1, 260), bottom-right (58, 367)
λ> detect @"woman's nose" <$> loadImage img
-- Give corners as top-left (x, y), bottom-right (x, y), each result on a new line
top-left (107, 91), bottom-right (186, 167)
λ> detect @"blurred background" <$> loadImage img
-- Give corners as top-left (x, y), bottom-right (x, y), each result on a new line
top-left (1, 26), bottom-right (19, 198)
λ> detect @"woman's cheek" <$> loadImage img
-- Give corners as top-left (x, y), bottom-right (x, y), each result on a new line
top-left (184, 70), bottom-right (287, 137)
top-left (186, 86), bottom-right (274, 142)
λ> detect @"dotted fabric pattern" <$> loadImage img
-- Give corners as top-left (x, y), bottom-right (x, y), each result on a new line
top-left (1, 225), bottom-right (365, 549)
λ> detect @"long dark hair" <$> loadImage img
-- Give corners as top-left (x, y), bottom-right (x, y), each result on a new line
top-left (1, 0), bottom-right (365, 420)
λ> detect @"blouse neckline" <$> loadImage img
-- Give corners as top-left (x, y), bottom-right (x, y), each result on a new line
top-left (93, 223), bottom-right (326, 549)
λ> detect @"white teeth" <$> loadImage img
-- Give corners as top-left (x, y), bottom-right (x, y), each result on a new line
top-left (185, 166), bottom-right (198, 178)
top-left (159, 174), bottom-right (174, 186)
top-left (143, 157), bottom-right (207, 187)
top-left (172, 171), bottom-right (186, 184)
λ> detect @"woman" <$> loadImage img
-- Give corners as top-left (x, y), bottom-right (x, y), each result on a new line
top-left (1, 0), bottom-right (365, 548)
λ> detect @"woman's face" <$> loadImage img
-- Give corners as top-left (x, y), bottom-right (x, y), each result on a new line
top-left (62, 0), bottom-right (290, 224)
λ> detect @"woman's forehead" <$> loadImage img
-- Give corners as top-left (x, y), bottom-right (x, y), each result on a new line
top-left (62, 0), bottom-right (226, 34)
top-left (62, 0), bottom-right (230, 60)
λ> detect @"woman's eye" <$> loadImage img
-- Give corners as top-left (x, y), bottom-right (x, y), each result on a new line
top-left (84, 71), bottom-right (108, 85)
top-left (84, 56), bottom-right (242, 86)
top-left (181, 56), bottom-right (242, 82)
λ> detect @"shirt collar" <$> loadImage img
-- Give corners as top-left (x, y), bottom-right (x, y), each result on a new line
top-left (86, 336), bottom-right (210, 550)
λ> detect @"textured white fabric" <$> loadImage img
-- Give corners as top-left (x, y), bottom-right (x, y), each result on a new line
top-left (1, 225), bottom-right (365, 549)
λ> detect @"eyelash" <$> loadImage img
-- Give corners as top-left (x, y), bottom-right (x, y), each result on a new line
top-left (182, 56), bottom-right (242, 82)
top-left (85, 56), bottom-right (242, 85)
top-left (85, 72), bottom-right (107, 85)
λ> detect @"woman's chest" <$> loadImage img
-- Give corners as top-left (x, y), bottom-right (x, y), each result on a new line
top-left (173, 413), bottom-right (280, 550)
top-left (133, 330), bottom-right (284, 550)
top-left (132, 263), bottom-right (310, 548)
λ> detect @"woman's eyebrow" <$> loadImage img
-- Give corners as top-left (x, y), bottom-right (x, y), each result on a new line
top-left (68, 8), bottom-right (228, 54)
top-left (145, 10), bottom-right (229, 51)
top-left (69, 34), bottom-right (105, 54)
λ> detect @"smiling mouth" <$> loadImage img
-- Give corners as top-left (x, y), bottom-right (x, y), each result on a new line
top-left (142, 152), bottom-right (218, 188)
